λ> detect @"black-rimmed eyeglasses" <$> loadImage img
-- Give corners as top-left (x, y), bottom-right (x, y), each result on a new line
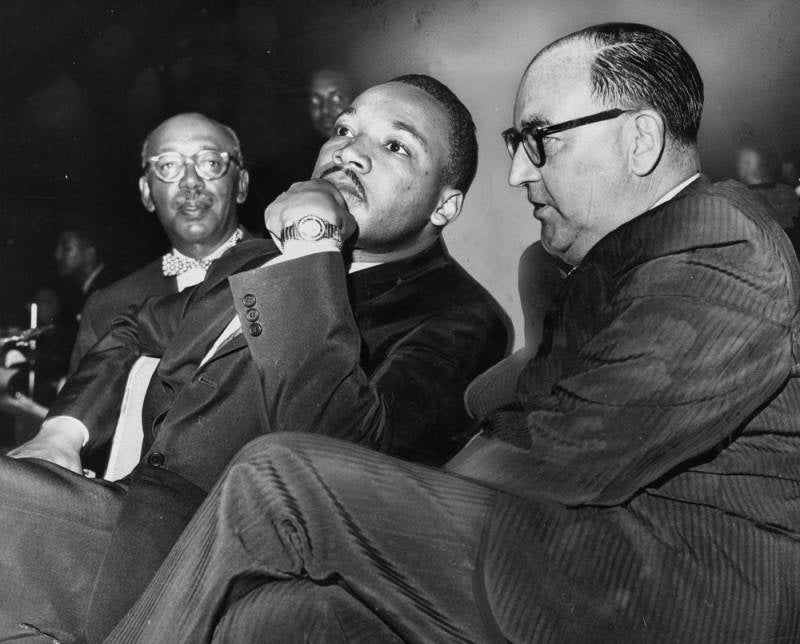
top-left (145, 150), bottom-right (241, 183)
top-left (501, 108), bottom-right (632, 168)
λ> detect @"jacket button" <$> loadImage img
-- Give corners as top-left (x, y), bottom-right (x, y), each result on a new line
top-left (249, 322), bottom-right (263, 337)
top-left (245, 308), bottom-right (260, 322)
top-left (242, 294), bottom-right (257, 307)
top-left (147, 452), bottom-right (165, 467)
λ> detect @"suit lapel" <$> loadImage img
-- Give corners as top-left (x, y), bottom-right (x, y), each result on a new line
top-left (157, 239), bottom-right (278, 381)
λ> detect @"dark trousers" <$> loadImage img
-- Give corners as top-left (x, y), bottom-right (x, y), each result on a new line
top-left (106, 433), bottom-right (505, 643)
top-left (0, 457), bottom-right (124, 643)
top-left (0, 457), bottom-right (206, 644)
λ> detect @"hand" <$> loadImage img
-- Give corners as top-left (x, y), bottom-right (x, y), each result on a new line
top-left (7, 421), bottom-right (84, 474)
top-left (264, 179), bottom-right (358, 243)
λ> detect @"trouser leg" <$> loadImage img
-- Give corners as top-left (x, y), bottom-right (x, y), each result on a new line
top-left (210, 580), bottom-right (404, 644)
top-left (0, 456), bottom-right (125, 643)
top-left (84, 465), bottom-right (207, 644)
top-left (107, 433), bottom-right (500, 644)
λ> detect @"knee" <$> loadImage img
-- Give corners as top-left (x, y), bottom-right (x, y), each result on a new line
top-left (231, 432), bottom-right (344, 468)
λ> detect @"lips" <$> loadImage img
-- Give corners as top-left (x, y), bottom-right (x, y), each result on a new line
top-left (176, 193), bottom-right (213, 215)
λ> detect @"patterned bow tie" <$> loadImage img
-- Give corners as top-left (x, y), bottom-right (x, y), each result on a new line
top-left (161, 228), bottom-right (243, 277)
top-left (162, 254), bottom-right (213, 277)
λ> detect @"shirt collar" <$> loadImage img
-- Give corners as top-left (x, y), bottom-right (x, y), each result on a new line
top-left (171, 227), bottom-right (243, 263)
top-left (82, 263), bottom-right (105, 294)
top-left (650, 173), bottom-right (700, 210)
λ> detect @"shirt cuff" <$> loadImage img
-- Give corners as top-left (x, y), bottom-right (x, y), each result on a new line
top-left (42, 415), bottom-right (90, 448)
top-left (267, 239), bottom-right (341, 265)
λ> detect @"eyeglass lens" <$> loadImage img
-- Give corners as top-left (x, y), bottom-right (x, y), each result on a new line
top-left (502, 129), bottom-right (541, 166)
top-left (151, 151), bottom-right (229, 182)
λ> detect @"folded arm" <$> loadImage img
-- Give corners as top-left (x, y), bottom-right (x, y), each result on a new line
top-left (11, 290), bottom-right (192, 468)
top-left (448, 245), bottom-right (797, 504)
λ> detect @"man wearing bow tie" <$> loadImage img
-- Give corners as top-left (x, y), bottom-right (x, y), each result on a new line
top-left (68, 113), bottom-right (252, 374)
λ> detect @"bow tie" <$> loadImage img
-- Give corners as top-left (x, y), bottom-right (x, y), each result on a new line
top-left (161, 254), bottom-right (213, 277)
top-left (161, 229), bottom-right (243, 277)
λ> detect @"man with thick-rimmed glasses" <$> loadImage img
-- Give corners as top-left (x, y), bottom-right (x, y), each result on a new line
top-left (106, 23), bottom-right (799, 643)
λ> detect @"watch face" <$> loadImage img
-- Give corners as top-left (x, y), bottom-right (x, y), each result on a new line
top-left (297, 215), bottom-right (325, 241)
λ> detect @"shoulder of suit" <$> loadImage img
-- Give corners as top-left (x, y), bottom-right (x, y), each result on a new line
top-left (84, 258), bottom-right (175, 312)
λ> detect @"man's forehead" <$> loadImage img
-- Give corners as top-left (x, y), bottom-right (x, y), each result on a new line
top-left (311, 70), bottom-right (349, 92)
top-left (514, 42), bottom-right (596, 125)
top-left (149, 116), bottom-right (233, 153)
top-left (350, 83), bottom-right (446, 134)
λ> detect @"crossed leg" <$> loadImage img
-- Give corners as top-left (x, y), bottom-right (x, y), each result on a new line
top-left (107, 433), bottom-right (503, 643)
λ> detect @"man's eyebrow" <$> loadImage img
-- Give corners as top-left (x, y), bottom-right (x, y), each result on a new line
top-left (391, 120), bottom-right (428, 150)
top-left (520, 116), bottom-right (551, 129)
top-left (338, 106), bottom-right (357, 118)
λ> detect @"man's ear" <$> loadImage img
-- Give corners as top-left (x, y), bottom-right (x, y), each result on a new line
top-left (236, 168), bottom-right (250, 204)
top-left (139, 175), bottom-right (156, 212)
top-left (429, 188), bottom-right (464, 227)
top-left (628, 110), bottom-right (665, 177)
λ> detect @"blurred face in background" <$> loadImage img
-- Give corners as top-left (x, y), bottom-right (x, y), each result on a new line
top-left (309, 69), bottom-right (353, 137)
top-left (33, 286), bottom-right (61, 323)
top-left (54, 231), bottom-right (94, 278)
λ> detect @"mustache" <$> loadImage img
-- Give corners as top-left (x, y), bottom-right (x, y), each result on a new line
top-left (320, 166), bottom-right (366, 201)
top-left (176, 190), bottom-right (214, 207)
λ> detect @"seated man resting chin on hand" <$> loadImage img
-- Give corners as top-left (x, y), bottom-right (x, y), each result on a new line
top-left (0, 75), bottom-right (507, 644)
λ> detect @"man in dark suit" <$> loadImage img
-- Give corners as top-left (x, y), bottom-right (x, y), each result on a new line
top-left (54, 224), bottom-right (121, 312)
top-left (0, 75), bottom-right (507, 643)
top-left (107, 24), bottom-right (800, 643)
top-left (68, 112), bottom-right (251, 374)
top-left (69, 112), bottom-right (251, 476)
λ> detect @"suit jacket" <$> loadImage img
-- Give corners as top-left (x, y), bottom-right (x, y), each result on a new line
top-left (69, 258), bottom-right (178, 374)
top-left (50, 237), bottom-right (508, 494)
top-left (69, 227), bottom-right (258, 374)
top-left (447, 177), bottom-right (800, 640)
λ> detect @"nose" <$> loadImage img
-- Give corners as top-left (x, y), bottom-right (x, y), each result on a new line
top-left (179, 161), bottom-right (205, 190)
top-left (508, 146), bottom-right (542, 188)
top-left (332, 138), bottom-right (371, 173)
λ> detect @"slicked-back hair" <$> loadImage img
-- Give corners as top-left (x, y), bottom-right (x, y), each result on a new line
top-left (390, 74), bottom-right (478, 194)
top-left (541, 23), bottom-right (704, 146)
top-left (140, 113), bottom-right (244, 169)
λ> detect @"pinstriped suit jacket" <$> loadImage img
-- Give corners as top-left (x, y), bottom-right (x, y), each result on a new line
top-left (448, 177), bottom-right (800, 641)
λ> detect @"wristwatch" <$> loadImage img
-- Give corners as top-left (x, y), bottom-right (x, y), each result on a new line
top-left (280, 214), bottom-right (342, 248)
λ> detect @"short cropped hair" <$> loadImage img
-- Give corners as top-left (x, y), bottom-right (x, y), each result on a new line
top-left (140, 113), bottom-right (244, 169)
top-left (544, 23), bottom-right (704, 145)
top-left (390, 74), bottom-right (478, 193)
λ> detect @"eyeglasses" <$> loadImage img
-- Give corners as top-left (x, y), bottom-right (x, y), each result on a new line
top-left (145, 150), bottom-right (240, 183)
top-left (501, 108), bottom-right (632, 167)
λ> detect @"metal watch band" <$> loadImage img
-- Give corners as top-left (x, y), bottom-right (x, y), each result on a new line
top-left (280, 215), bottom-right (342, 248)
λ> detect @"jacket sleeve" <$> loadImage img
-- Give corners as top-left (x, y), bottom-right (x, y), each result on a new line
top-left (48, 289), bottom-right (192, 449)
top-left (447, 235), bottom-right (798, 505)
top-left (229, 252), bottom-right (506, 464)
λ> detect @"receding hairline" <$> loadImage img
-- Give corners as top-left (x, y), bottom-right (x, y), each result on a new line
top-left (141, 113), bottom-right (242, 167)
top-left (309, 68), bottom-right (352, 92)
top-left (523, 35), bottom-right (595, 84)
